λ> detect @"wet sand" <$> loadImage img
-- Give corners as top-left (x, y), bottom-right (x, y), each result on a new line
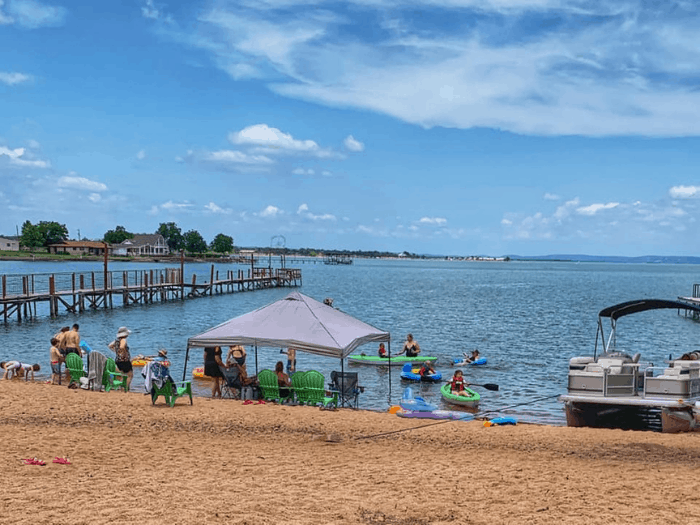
top-left (2, 379), bottom-right (700, 525)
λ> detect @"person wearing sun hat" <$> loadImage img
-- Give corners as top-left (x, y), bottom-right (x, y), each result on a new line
top-left (108, 326), bottom-right (133, 390)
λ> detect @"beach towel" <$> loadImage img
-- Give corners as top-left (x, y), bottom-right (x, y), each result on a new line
top-left (87, 351), bottom-right (107, 391)
top-left (142, 361), bottom-right (169, 392)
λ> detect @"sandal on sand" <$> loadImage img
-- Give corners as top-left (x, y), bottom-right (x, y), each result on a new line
top-left (256, 400), bottom-right (266, 404)
top-left (242, 400), bottom-right (254, 405)
top-left (53, 457), bottom-right (71, 465)
top-left (22, 458), bottom-right (46, 466)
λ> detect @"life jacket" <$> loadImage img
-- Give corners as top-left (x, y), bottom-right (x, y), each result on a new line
top-left (451, 376), bottom-right (465, 391)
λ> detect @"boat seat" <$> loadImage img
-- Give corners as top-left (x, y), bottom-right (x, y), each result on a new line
top-left (597, 358), bottom-right (627, 374)
top-left (569, 357), bottom-right (595, 371)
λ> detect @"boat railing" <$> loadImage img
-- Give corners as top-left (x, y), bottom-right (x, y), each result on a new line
top-left (601, 363), bottom-right (641, 397)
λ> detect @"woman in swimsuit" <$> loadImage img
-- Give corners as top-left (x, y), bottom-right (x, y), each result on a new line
top-left (400, 333), bottom-right (420, 357)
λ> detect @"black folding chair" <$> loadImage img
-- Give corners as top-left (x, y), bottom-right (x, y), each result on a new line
top-left (219, 365), bottom-right (242, 399)
top-left (329, 371), bottom-right (364, 408)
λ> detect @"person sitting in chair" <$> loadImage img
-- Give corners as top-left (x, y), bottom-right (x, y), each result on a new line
top-left (275, 361), bottom-right (292, 398)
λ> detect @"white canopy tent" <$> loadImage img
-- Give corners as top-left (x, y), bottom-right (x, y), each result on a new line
top-left (183, 292), bottom-right (392, 394)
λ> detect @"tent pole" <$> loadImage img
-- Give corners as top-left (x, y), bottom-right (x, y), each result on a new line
top-left (255, 344), bottom-right (258, 375)
top-left (182, 346), bottom-right (190, 382)
top-left (388, 341), bottom-right (391, 405)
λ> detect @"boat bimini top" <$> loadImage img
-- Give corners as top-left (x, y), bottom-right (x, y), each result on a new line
top-left (595, 299), bottom-right (700, 359)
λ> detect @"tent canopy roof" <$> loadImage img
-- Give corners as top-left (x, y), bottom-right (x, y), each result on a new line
top-left (187, 291), bottom-right (390, 359)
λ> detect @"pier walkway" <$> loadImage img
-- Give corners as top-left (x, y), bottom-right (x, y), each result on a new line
top-left (1, 265), bottom-right (301, 322)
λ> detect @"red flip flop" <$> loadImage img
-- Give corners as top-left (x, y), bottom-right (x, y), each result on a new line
top-left (53, 457), bottom-right (71, 465)
top-left (242, 400), bottom-right (254, 405)
top-left (256, 399), bottom-right (266, 404)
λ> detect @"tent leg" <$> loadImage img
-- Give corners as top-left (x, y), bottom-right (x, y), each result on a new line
top-left (183, 346), bottom-right (190, 382)
top-left (388, 341), bottom-right (391, 406)
top-left (255, 344), bottom-right (258, 375)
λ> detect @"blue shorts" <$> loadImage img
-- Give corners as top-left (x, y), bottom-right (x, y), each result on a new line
top-left (51, 363), bottom-right (61, 374)
top-left (287, 359), bottom-right (296, 372)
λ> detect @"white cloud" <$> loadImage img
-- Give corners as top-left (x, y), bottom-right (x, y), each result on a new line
top-left (204, 202), bottom-right (232, 214)
top-left (88, 193), bottom-right (101, 203)
top-left (543, 192), bottom-right (560, 201)
top-left (0, 145), bottom-right (50, 168)
top-left (344, 135), bottom-right (364, 152)
top-left (418, 217), bottom-right (447, 225)
top-left (0, 72), bottom-right (31, 85)
top-left (553, 198), bottom-right (580, 220)
top-left (576, 202), bottom-right (619, 216)
top-left (669, 185), bottom-right (700, 199)
top-left (229, 124), bottom-right (333, 157)
top-left (57, 176), bottom-right (108, 192)
top-left (297, 203), bottom-right (309, 214)
top-left (204, 149), bottom-right (274, 165)
top-left (4, 0), bottom-right (66, 28)
top-left (259, 205), bottom-right (281, 218)
top-left (161, 200), bottom-right (194, 211)
top-left (296, 203), bottom-right (335, 221)
top-left (182, 1), bottom-right (700, 137)
top-left (136, 149), bottom-right (146, 160)
top-left (292, 167), bottom-right (315, 175)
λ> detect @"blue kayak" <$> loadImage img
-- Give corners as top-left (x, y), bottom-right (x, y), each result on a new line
top-left (400, 363), bottom-right (442, 382)
top-left (452, 357), bottom-right (487, 366)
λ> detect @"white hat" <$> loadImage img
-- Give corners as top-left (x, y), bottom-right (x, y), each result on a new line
top-left (116, 326), bottom-right (131, 338)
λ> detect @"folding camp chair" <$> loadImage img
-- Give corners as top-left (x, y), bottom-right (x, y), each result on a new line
top-left (219, 364), bottom-right (242, 399)
top-left (329, 371), bottom-right (364, 408)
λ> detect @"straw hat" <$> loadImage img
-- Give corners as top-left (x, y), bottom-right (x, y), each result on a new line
top-left (116, 327), bottom-right (131, 338)
top-left (158, 349), bottom-right (168, 358)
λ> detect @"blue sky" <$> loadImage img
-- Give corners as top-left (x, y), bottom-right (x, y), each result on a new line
top-left (2, 0), bottom-right (700, 256)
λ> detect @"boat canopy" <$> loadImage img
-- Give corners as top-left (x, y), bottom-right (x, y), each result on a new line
top-left (598, 299), bottom-right (700, 321)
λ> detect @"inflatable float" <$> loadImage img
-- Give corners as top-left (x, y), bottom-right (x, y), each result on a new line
top-left (452, 356), bottom-right (487, 366)
top-left (440, 383), bottom-right (480, 407)
top-left (400, 387), bottom-right (438, 411)
top-left (484, 416), bottom-right (517, 427)
top-left (397, 409), bottom-right (474, 421)
top-left (347, 355), bottom-right (438, 366)
top-left (400, 363), bottom-right (442, 382)
top-left (192, 366), bottom-right (210, 379)
top-left (131, 356), bottom-right (170, 367)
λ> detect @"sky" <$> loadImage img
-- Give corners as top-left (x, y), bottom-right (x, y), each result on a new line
top-left (2, 0), bottom-right (700, 257)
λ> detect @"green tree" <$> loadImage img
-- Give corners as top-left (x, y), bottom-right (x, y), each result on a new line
top-left (103, 225), bottom-right (134, 244)
top-left (36, 221), bottom-right (69, 246)
top-left (209, 233), bottom-right (234, 254)
top-left (20, 221), bottom-right (43, 249)
top-left (156, 222), bottom-right (183, 252)
top-left (183, 229), bottom-right (207, 254)
top-left (20, 220), bottom-right (68, 248)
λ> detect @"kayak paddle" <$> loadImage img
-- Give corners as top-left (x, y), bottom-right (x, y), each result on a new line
top-left (445, 381), bottom-right (499, 391)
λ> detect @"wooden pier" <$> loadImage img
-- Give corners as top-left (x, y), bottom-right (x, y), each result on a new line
top-left (1, 264), bottom-right (301, 322)
top-left (677, 284), bottom-right (700, 320)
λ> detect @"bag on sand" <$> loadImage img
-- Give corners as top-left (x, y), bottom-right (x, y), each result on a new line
top-left (241, 386), bottom-right (259, 401)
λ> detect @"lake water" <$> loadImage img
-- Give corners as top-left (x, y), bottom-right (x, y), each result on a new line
top-left (2, 257), bottom-right (700, 425)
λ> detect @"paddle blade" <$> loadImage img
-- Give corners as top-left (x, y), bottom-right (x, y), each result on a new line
top-left (481, 383), bottom-right (499, 391)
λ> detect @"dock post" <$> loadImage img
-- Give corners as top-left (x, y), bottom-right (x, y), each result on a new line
top-left (79, 274), bottom-right (85, 312)
top-left (49, 275), bottom-right (55, 317)
top-left (180, 251), bottom-right (185, 300)
top-left (210, 264), bottom-right (214, 296)
top-left (2, 275), bottom-right (6, 322)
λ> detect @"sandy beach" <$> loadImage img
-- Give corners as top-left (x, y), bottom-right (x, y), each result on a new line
top-left (2, 380), bottom-right (700, 525)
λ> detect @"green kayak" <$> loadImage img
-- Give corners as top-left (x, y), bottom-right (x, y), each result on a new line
top-left (440, 383), bottom-right (480, 407)
top-left (347, 355), bottom-right (438, 367)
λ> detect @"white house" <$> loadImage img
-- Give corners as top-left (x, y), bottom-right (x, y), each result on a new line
top-left (0, 237), bottom-right (19, 251)
top-left (112, 234), bottom-right (170, 256)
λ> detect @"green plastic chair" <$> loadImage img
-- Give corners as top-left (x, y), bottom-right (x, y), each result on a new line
top-left (258, 369), bottom-right (293, 403)
top-left (103, 358), bottom-right (128, 392)
top-left (151, 380), bottom-right (193, 407)
top-left (291, 371), bottom-right (307, 404)
top-left (303, 370), bottom-right (337, 408)
top-left (65, 353), bottom-right (85, 385)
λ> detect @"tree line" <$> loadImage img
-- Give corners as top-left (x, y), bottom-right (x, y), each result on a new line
top-left (19, 220), bottom-right (234, 255)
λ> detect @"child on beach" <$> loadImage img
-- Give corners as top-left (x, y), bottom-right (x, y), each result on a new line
top-left (281, 347), bottom-right (296, 373)
top-left (449, 369), bottom-right (471, 397)
top-left (1, 361), bottom-right (41, 381)
top-left (50, 337), bottom-right (63, 385)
